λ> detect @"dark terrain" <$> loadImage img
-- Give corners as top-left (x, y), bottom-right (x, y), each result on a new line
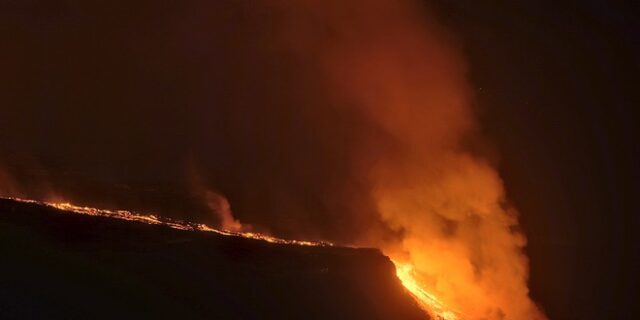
top-left (0, 198), bottom-right (426, 320)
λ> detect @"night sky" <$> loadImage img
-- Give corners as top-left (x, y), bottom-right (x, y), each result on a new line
top-left (1, 1), bottom-right (638, 319)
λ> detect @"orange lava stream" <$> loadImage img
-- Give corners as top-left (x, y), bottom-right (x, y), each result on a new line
top-left (1, 196), bottom-right (459, 319)
top-left (393, 261), bottom-right (462, 320)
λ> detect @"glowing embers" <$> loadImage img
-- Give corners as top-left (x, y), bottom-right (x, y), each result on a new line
top-left (1, 196), bottom-right (330, 247)
top-left (393, 260), bottom-right (461, 320)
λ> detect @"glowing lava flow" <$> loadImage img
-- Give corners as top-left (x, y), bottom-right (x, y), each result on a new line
top-left (393, 261), bottom-right (461, 320)
top-left (1, 196), bottom-right (328, 247)
top-left (1, 196), bottom-right (459, 319)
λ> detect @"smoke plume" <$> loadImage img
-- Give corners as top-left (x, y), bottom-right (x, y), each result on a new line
top-left (231, 0), bottom-right (545, 318)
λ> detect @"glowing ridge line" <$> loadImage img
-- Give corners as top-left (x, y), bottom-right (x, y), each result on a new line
top-left (1, 196), bottom-right (330, 247)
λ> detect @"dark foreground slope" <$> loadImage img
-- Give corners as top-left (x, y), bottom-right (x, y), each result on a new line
top-left (0, 198), bottom-right (426, 320)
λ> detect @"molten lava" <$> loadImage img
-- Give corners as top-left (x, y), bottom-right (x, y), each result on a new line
top-left (1, 196), bottom-right (328, 247)
top-left (394, 261), bottom-right (461, 320)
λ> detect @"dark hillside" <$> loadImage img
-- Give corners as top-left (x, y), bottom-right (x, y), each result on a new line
top-left (0, 198), bottom-right (427, 320)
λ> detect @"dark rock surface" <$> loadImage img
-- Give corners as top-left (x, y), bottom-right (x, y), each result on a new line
top-left (0, 198), bottom-right (427, 320)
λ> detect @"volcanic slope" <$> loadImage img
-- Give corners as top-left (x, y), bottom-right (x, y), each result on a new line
top-left (0, 198), bottom-right (427, 320)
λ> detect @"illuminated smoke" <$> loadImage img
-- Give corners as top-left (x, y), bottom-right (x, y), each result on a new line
top-left (189, 169), bottom-right (247, 232)
top-left (263, 0), bottom-right (546, 319)
top-left (203, 190), bottom-right (244, 232)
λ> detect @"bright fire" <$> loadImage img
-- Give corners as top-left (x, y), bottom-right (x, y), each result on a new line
top-left (2, 196), bottom-right (457, 318)
top-left (393, 261), bottom-right (461, 320)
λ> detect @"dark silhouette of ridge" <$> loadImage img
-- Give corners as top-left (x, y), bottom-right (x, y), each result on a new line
top-left (0, 198), bottom-right (427, 319)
